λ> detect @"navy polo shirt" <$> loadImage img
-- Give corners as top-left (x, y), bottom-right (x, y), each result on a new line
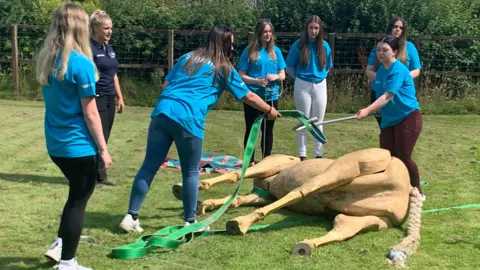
top-left (90, 39), bottom-right (118, 96)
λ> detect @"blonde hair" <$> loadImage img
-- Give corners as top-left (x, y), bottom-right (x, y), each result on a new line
top-left (36, 3), bottom-right (97, 86)
top-left (248, 19), bottom-right (277, 63)
top-left (90, 9), bottom-right (112, 34)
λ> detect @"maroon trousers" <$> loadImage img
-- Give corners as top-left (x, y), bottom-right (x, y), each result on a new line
top-left (380, 110), bottom-right (423, 193)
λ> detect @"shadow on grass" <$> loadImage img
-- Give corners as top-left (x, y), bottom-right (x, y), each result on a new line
top-left (445, 238), bottom-right (480, 249)
top-left (0, 257), bottom-right (55, 270)
top-left (84, 211), bottom-right (185, 233)
top-left (84, 212), bottom-right (129, 234)
top-left (0, 173), bottom-right (67, 185)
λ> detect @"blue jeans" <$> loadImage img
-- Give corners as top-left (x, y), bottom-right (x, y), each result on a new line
top-left (128, 114), bottom-right (202, 222)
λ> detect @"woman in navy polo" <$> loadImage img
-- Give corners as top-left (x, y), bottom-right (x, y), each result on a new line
top-left (90, 10), bottom-right (125, 186)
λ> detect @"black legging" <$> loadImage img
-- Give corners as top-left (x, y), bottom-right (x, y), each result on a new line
top-left (51, 155), bottom-right (97, 260)
top-left (96, 94), bottom-right (116, 182)
top-left (243, 99), bottom-right (279, 162)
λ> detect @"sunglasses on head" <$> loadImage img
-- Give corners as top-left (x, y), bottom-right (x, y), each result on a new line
top-left (257, 18), bottom-right (271, 25)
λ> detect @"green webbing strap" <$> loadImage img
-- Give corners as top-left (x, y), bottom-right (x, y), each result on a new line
top-left (111, 110), bottom-right (324, 259)
top-left (251, 186), bottom-right (277, 202)
top-left (421, 203), bottom-right (480, 214)
top-left (279, 110), bottom-right (327, 144)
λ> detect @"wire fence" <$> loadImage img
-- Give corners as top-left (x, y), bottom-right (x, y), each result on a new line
top-left (1, 24), bottom-right (480, 92)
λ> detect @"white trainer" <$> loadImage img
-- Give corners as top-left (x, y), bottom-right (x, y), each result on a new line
top-left (44, 238), bottom-right (62, 263)
top-left (184, 220), bottom-right (210, 232)
top-left (57, 258), bottom-right (92, 270)
top-left (119, 214), bottom-right (144, 233)
top-left (421, 194), bottom-right (427, 202)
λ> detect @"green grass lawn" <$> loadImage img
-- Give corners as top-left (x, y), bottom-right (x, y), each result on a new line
top-left (0, 100), bottom-right (479, 270)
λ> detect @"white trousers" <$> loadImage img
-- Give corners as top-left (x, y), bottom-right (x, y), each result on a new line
top-left (293, 77), bottom-right (327, 157)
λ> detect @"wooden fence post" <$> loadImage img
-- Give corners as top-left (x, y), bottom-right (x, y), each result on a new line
top-left (11, 24), bottom-right (19, 93)
top-left (168, 30), bottom-right (174, 71)
top-left (328, 33), bottom-right (336, 93)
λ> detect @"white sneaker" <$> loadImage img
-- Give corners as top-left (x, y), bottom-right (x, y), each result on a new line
top-left (421, 194), bottom-right (427, 202)
top-left (184, 220), bottom-right (210, 232)
top-left (120, 214), bottom-right (144, 233)
top-left (57, 258), bottom-right (92, 270)
top-left (44, 238), bottom-right (62, 263)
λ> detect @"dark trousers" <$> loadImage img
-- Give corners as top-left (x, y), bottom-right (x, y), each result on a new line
top-left (371, 90), bottom-right (382, 126)
top-left (50, 155), bottom-right (97, 260)
top-left (243, 100), bottom-right (279, 162)
top-left (379, 110), bottom-right (423, 192)
top-left (96, 94), bottom-right (116, 182)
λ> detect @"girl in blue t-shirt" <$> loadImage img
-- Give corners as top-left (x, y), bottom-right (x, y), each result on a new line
top-left (286, 15), bottom-right (333, 160)
top-left (38, 4), bottom-right (112, 270)
top-left (119, 26), bottom-right (281, 233)
top-left (237, 19), bottom-right (286, 166)
top-left (357, 35), bottom-right (424, 200)
top-left (365, 17), bottom-right (422, 125)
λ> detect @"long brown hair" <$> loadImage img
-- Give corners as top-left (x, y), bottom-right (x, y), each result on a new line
top-left (298, 15), bottom-right (326, 68)
top-left (183, 26), bottom-right (234, 85)
top-left (386, 17), bottom-right (407, 64)
top-left (247, 19), bottom-right (276, 63)
top-left (36, 3), bottom-right (97, 86)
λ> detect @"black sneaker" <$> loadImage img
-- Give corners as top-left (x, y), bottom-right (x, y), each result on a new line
top-left (299, 156), bottom-right (307, 161)
top-left (315, 156), bottom-right (323, 159)
top-left (97, 179), bottom-right (116, 186)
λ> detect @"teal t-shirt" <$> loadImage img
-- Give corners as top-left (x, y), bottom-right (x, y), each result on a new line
top-left (237, 46), bottom-right (286, 101)
top-left (374, 60), bottom-right (420, 128)
top-left (151, 52), bottom-right (250, 139)
top-left (368, 41), bottom-right (421, 71)
top-left (286, 39), bottom-right (333, 83)
top-left (42, 50), bottom-right (98, 158)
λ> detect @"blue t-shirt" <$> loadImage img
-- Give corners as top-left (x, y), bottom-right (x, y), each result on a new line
top-left (151, 52), bottom-right (250, 139)
top-left (286, 39), bottom-right (333, 83)
top-left (42, 50), bottom-right (98, 158)
top-left (374, 60), bottom-right (420, 128)
top-left (368, 41), bottom-right (421, 71)
top-left (369, 41), bottom-right (421, 93)
top-left (237, 46), bottom-right (286, 101)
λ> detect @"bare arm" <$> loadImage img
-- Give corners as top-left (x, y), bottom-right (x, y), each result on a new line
top-left (278, 69), bottom-right (286, 80)
top-left (114, 74), bottom-right (125, 113)
top-left (81, 97), bottom-right (112, 167)
top-left (366, 65), bottom-right (376, 81)
top-left (266, 69), bottom-right (286, 82)
top-left (410, 69), bottom-right (421, 79)
top-left (357, 92), bottom-right (394, 119)
top-left (162, 80), bottom-right (169, 89)
top-left (238, 70), bottom-right (268, 87)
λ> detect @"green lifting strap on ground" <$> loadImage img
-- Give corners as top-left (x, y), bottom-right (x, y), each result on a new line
top-left (111, 110), bottom-right (326, 259)
top-left (251, 186), bottom-right (278, 202)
